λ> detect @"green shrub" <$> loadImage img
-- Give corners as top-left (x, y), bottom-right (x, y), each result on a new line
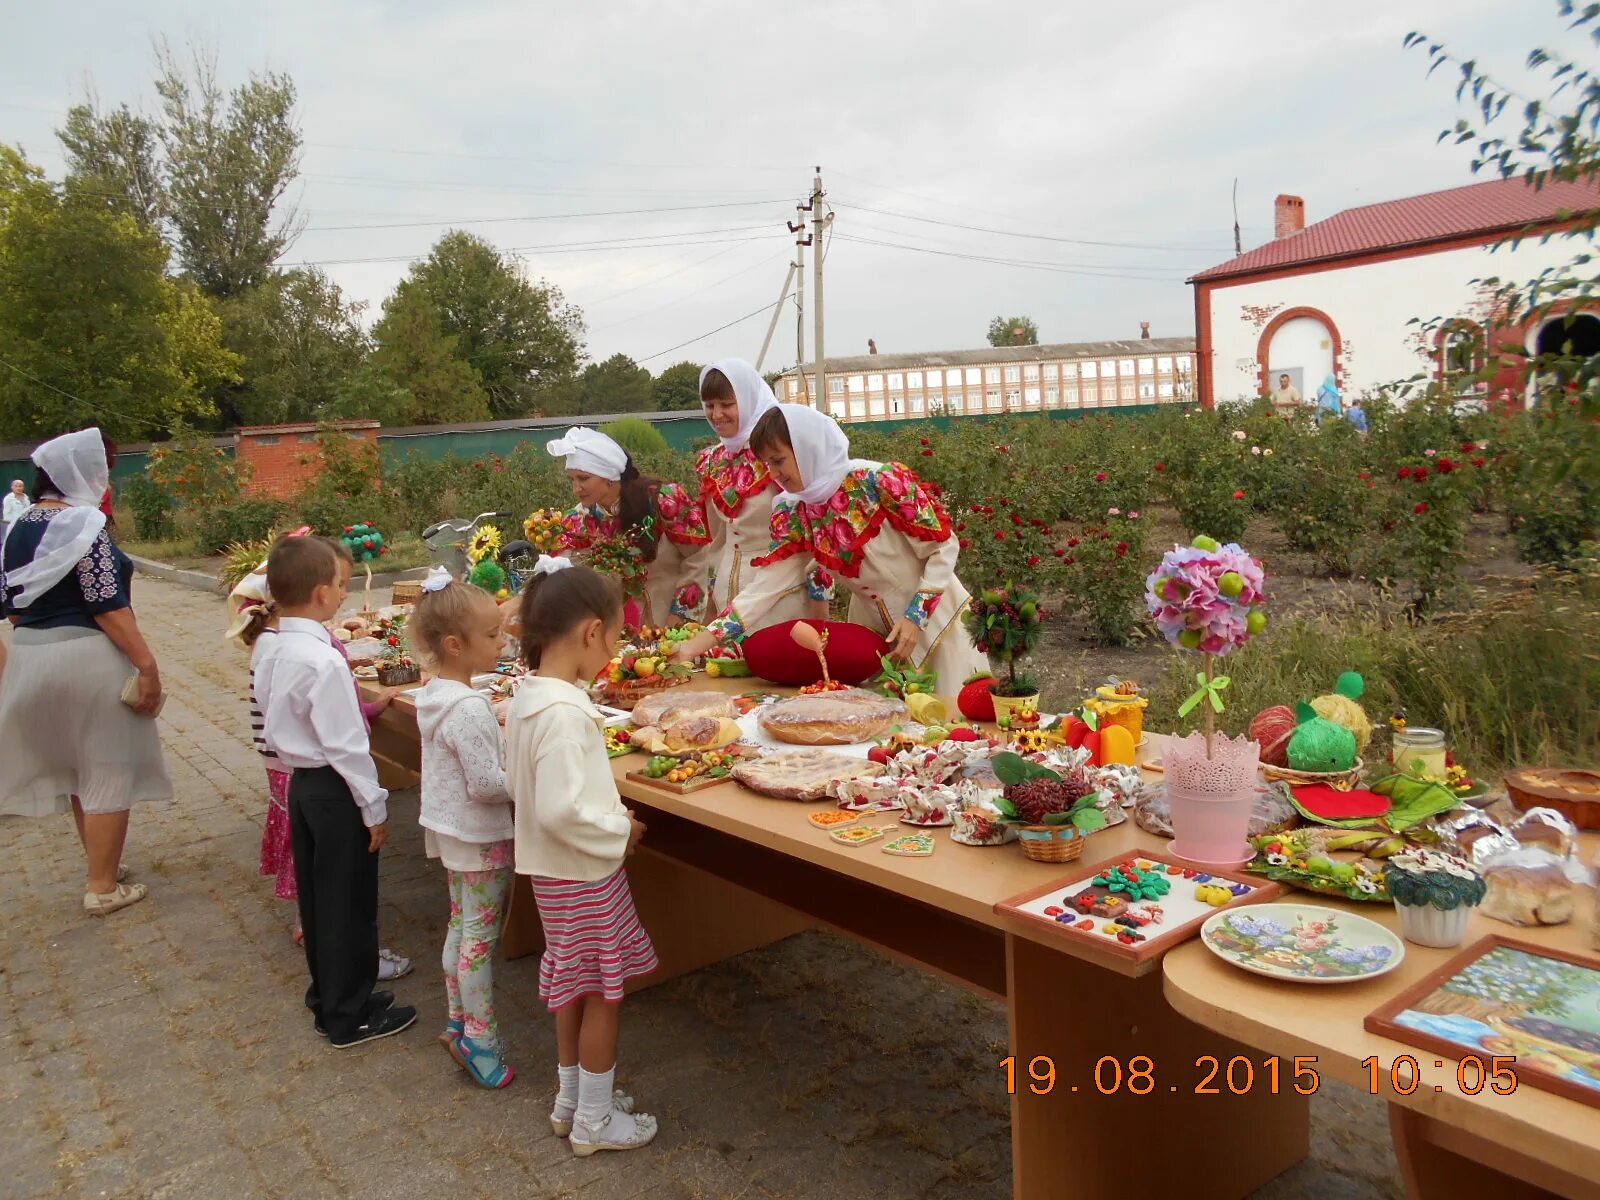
top-left (600, 417), bottom-right (670, 460)
top-left (1057, 511), bottom-right (1151, 644)
top-left (120, 472), bottom-right (179, 541)
top-left (194, 498), bottom-right (289, 554)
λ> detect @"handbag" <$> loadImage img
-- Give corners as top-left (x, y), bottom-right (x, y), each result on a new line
top-left (120, 673), bottom-right (166, 718)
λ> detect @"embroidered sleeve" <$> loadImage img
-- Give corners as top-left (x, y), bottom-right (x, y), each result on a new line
top-left (903, 590), bottom-right (943, 628)
top-left (656, 482), bottom-right (711, 546)
top-left (76, 531), bottom-right (126, 610)
top-left (806, 566), bottom-right (834, 603)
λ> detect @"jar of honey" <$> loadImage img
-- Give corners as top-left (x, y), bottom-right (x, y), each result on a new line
top-left (1392, 726), bottom-right (1447, 780)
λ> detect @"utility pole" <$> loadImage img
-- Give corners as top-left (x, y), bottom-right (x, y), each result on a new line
top-left (789, 195), bottom-right (812, 399)
top-left (811, 168), bottom-right (832, 413)
top-left (755, 262), bottom-right (796, 371)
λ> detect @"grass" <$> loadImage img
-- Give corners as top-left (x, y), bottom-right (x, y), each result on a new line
top-left (1146, 572), bottom-right (1600, 772)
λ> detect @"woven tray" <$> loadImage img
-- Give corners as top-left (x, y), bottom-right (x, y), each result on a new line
top-left (1261, 758), bottom-right (1364, 791)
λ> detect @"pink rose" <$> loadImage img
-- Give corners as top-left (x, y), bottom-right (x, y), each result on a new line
top-left (829, 490), bottom-right (851, 514)
top-left (732, 462), bottom-right (757, 492)
top-left (879, 470), bottom-right (909, 500)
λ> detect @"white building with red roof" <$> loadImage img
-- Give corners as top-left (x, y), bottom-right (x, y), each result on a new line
top-left (1188, 177), bottom-right (1600, 408)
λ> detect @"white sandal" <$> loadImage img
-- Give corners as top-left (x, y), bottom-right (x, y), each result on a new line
top-left (551, 1088), bottom-right (635, 1137)
top-left (569, 1107), bottom-right (657, 1156)
top-left (84, 882), bottom-right (148, 916)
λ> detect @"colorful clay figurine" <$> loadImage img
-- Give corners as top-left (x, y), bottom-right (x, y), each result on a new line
top-left (1195, 882), bottom-right (1233, 907)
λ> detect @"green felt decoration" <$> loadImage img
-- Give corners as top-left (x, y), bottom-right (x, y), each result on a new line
top-left (1335, 671), bottom-right (1365, 701)
top-left (1287, 712), bottom-right (1358, 772)
top-left (1294, 699), bottom-right (1317, 724)
top-left (468, 559), bottom-right (507, 594)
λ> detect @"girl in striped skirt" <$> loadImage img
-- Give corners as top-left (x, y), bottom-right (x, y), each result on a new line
top-left (505, 558), bottom-right (658, 1155)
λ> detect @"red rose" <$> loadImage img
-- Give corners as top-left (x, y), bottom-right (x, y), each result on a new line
top-left (1067, 537), bottom-right (1079, 547)
top-left (921, 449), bottom-right (934, 457)
top-left (1063, 556), bottom-right (1075, 566)
top-left (1094, 472), bottom-right (1107, 482)
top-left (1413, 467), bottom-right (1428, 482)
top-left (1414, 502), bottom-right (1428, 514)
top-left (955, 522), bottom-right (967, 532)
top-left (1232, 490), bottom-right (1246, 500)
top-left (1472, 457), bottom-right (1486, 468)
top-left (994, 530), bottom-right (1007, 541)
top-left (1358, 471), bottom-right (1370, 480)
top-left (1010, 513), bottom-right (1022, 526)
top-left (1155, 463), bottom-right (1167, 472)
top-left (1397, 467), bottom-right (1412, 479)
top-left (920, 438), bottom-right (930, 447)
top-left (959, 538), bottom-right (970, 549)
top-left (1437, 458), bottom-right (1454, 473)
top-left (1116, 542), bottom-right (1129, 556)
top-left (1054, 548), bottom-right (1066, 557)
top-left (998, 445), bottom-right (1010, 453)
top-left (998, 498), bottom-right (1010, 507)
top-left (1027, 555), bottom-right (1041, 567)
top-left (1461, 441), bottom-right (1477, 452)
top-left (387, 635), bottom-right (400, 646)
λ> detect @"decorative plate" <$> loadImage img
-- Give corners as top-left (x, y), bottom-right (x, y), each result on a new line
top-left (1200, 903), bottom-right (1404, 984)
top-left (829, 824), bottom-right (889, 847)
top-left (882, 832), bottom-right (935, 857)
top-left (807, 809), bottom-right (862, 830)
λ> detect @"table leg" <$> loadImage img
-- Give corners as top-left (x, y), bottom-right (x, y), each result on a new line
top-left (1007, 933), bottom-right (1309, 1199)
top-left (501, 845), bottom-right (813, 991)
top-left (1389, 1105), bottom-right (1592, 1200)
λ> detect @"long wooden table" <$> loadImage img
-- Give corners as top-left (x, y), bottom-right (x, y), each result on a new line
top-left (1164, 841), bottom-right (1600, 1200)
top-left (366, 681), bottom-right (1310, 1199)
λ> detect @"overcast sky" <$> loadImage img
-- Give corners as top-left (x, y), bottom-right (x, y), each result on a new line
top-left (2, 1), bottom-right (1586, 375)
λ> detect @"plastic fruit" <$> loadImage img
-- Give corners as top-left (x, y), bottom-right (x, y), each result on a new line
top-left (956, 674), bottom-right (998, 723)
top-left (1247, 609), bottom-right (1267, 635)
top-left (1063, 715), bottom-right (1092, 749)
top-left (946, 726), bottom-right (979, 743)
top-left (635, 658), bottom-right (657, 679)
top-left (1097, 724), bottom-right (1136, 766)
top-left (867, 746), bottom-right (893, 765)
top-left (705, 661), bottom-right (722, 677)
top-left (1178, 629), bottom-right (1203, 649)
top-left (1191, 535), bottom-right (1219, 552)
top-left (1081, 729), bottom-right (1102, 763)
top-left (1218, 571), bottom-right (1244, 598)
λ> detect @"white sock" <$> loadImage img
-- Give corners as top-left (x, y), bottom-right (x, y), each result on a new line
top-left (576, 1066), bottom-right (616, 1129)
top-left (554, 1064), bottom-right (580, 1117)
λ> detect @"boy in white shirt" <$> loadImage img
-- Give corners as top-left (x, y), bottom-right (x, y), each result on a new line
top-left (258, 536), bottom-right (416, 1048)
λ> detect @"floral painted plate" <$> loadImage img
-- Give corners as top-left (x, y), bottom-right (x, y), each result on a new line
top-left (1200, 903), bottom-right (1404, 984)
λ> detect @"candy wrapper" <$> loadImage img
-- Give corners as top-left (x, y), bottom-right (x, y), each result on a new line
top-left (1134, 779), bottom-right (1296, 840)
top-left (1094, 762), bottom-right (1144, 810)
top-left (1437, 813), bottom-right (1517, 865)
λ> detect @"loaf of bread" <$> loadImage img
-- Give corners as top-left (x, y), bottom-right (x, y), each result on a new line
top-left (757, 689), bottom-right (907, 746)
top-left (632, 689), bottom-right (735, 729)
top-left (732, 750), bottom-right (885, 801)
top-left (1481, 861), bottom-right (1574, 926)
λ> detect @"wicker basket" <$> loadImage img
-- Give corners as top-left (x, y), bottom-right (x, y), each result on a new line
top-left (1261, 758), bottom-right (1364, 791)
top-left (1015, 823), bottom-right (1087, 863)
top-left (391, 580), bottom-right (422, 605)
top-left (376, 662), bottom-right (421, 686)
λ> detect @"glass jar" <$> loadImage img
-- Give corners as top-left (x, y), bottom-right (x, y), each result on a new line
top-left (1392, 726), bottom-right (1447, 780)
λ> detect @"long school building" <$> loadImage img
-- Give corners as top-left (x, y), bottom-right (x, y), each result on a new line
top-left (778, 337), bottom-right (1196, 422)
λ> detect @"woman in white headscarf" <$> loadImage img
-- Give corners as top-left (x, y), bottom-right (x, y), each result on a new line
top-left (546, 427), bottom-right (711, 630)
top-left (676, 405), bottom-right (985, 687)
top-left (0, 428), bottom-right (171, 916)
top-left (693, 360), bottom-right (829, 630)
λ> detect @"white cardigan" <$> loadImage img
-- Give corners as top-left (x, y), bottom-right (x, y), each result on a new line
top-left (505, 675), bottom-right (632, 881)
top-left (416, 679), bottom-right (514, 843)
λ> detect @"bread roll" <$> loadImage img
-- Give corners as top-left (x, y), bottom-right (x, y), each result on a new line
top-left (1481, 862), bottom-right (1574, 926)
top-left (632, 690), bottom-right (735, 729)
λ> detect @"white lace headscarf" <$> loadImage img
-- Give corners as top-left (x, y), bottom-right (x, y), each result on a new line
top-left (701, 358), bottom-right (778, 453)
top-left (4, 428), bottom-right (109, 608)
top-left (770, 404), bottom-right (873, 507)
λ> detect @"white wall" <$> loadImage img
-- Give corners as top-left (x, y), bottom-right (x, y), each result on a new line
top-left (1204, 233), bottom-right (1586, 403)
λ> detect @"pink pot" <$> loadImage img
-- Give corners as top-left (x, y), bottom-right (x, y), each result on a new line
top-left (1167, 782), bottom-right (1257, 865)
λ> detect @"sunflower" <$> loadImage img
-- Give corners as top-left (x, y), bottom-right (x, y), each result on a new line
top-left (467, 525), bottom-right (502, 564)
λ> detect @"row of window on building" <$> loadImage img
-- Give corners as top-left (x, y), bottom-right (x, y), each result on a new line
top-left (781, 355), bottom-right (1194, 420)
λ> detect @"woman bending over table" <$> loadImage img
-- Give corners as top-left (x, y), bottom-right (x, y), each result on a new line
top-left (547, 427), bottom-right (711, 631)
top-left (675, 404), bottom-right (986, 685)
top-left (695, 359), bottom-right (829, 630)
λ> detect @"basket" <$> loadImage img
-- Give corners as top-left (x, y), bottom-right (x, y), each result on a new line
top-left (376, 662), bottom-right (421, 686)
top-left (1261, 758), bottom-right (1364, 791)
top-left (390, 580), bottom-right (422, 605)
top-left (1015, 823), bottom-right (1087, 864)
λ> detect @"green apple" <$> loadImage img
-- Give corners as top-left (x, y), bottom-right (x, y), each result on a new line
top-left (1247, 609), bottom-right (1268, 635)
top-left (1218, 571), bottom-right (1245, 598)
top-left (1191, 535), bottom-right (1219, 552)
top-left (1178, 629), bottom-right (1203, 649)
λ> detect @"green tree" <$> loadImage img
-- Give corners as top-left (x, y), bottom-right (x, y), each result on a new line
top-left (0, 146), bottom-right (238, 442)
top-left (154, 41), bottom-right (303, 299)
top-left (987, 315), bottom-right (1039, 347)
top-left (582, 353), bottom-right (654, 414)
top-left (322, 363), bottom-right (415, 427)
top-left (653, 360), bottom-right (704, 410)
top-left (56, 99), bottom-right (164, 230)
top-left (370, 284), bottom-right (492, 425)
top-left (403, 230), bottom-right (585, 417)
top-left (215, 268), bottom-right (369, 426)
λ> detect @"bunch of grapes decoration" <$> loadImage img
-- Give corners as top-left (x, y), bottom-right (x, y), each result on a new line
top-left (341, 523), bottom-right (387, 613)
top-left (1143, 535), bottom-right (1267, 758)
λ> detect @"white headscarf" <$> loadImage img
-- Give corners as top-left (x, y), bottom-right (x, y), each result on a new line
top-left (771, 404), bottom-right (874, 507)
top-left (4, 428), bottom-right (109, 609)
top-left (701, 358), bottom-right (778, 453)
top-left (546, 427), bottom-right (630, 481)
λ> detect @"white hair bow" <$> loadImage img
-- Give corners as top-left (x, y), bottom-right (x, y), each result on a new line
top-left (533, 554), bottom-right (573, 577)
top-left (421, 565), bottom-right (453, 593)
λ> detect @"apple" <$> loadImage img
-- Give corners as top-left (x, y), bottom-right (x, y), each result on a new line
top-left (1247, 609), bottom-right (1268, 635)
top-left (1218, 571), bottom-right (1245, 598)
top-left (867, 746), bottom-right (893, 765)
top-left (1191, 535), bottom-right (1219, 552)
top-left (1178, 629), bottom-right (1203, 649)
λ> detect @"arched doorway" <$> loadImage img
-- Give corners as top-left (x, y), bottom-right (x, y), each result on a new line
top-left (1256, 307), bottom-right (1342, 403)
top-left (1530, 311), bottom-right (1600, 404)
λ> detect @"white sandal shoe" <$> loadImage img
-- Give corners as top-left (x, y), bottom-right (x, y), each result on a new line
top-left (84, 882), bottom-right (148, 916)
top-left (569, 1107), bottom-right (657, 1156)
top-left (551, 1088), bottom-right (635, 1137)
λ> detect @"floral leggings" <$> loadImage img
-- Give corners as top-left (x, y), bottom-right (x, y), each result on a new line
top-left (444, 862), bottom-right (514, 1041)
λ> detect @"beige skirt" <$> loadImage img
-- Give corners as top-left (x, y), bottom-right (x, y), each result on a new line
top-left (0, 625), bottom-right (172, 816)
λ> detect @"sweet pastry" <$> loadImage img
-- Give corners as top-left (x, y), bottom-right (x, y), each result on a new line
top-left (757, 688), bottom-right (908, 746)
top-left (1481, 861), bottom-right (1574, 926)
top-left (732, 750), bottom-right (885, 802)
top-left (1509, 807), bottom-right (1578, 860)
top-left (631, 690), bottom-right (735, 729)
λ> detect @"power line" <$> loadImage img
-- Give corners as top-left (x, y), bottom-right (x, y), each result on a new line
top-left (829, 232), bottom-right (1190, 282)
top-left (591, 247), bottom-right (791, 333)
top-left (637, 299), bottom-right (783, 364)
top-left (836, 213), bottom-right (1189, 275)
top-left (280, 231), bottom-right (780, 268)
top-left (304, 139), bottom-right (803, 173)
top-left (0, 356), bottom-right (168, 432)
top-left (582, 239), bottom-right (752, 307)
top-left (300, 198), bottom-right (790, 233)
top-left (831, 200), bottom-right (1231, 254)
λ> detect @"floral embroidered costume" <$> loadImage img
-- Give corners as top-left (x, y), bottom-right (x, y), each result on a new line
top-left (695, 359), bottom-right (827, 628)
top-left (711, 406), bottom-right (985, 687)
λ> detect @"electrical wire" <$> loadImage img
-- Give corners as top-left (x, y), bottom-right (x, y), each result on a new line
top-left (636, 298), bottom-right (783, 364)
top-left (831, 200), bottom-right (1231, 254)
top-left (834, 213), bottom-right (1187, 276)
top-left (590, 247), bottom-right (792, 333)
top-left (300, 198), bottom-right (790, 233)
top-left (0, 356), bottom-right (168, 433)
top-left (829, 232), bottom-right (1191, 282)
top-left (280, 231), bottom-right (780, 268)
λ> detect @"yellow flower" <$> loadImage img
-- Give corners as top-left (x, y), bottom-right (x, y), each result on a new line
top-left (468, 526), bottom-right (502, 564)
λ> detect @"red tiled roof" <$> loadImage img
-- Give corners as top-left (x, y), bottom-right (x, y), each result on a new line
top-left (1191, 176), bottom-right (1600, 282)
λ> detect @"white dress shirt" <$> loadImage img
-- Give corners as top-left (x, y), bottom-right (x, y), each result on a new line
top-left (2, 492), bottom-right (29, 523)
top-left (257, 616), bottom-right (388, 827)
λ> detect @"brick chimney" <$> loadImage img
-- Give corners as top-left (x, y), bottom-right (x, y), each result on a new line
top-left (1274, 195), bottom-right (1305, 239)
top-left (868, 338), bottom-right (878, 355)
top-left (1140, 321), bottom-right (1151, 340)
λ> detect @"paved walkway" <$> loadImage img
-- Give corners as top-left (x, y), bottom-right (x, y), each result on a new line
top-left (0, 577), bottom-right (1401, 1199)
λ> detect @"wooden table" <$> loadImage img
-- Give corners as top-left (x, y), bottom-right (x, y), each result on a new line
top-left (1164, 845), bottom-right (1600, 1200)
top-left (365, 683), bottom-right (1309, 1199)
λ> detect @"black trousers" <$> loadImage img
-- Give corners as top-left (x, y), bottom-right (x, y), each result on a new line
top-left (289, 766), bottom-right (379, 1040)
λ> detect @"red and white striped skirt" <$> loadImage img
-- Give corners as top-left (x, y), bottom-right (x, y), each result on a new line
top-left (530, 869), bottom-right (658, 1011)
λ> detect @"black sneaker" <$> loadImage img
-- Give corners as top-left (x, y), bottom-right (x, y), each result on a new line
top-left (329, 1005), bottom-right (417, 1049)
top-left (313, 991), bottom-right (395, 1038)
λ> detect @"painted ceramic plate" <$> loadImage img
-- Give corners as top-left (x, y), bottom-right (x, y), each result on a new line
top-left (882, 832), bottom-right (935, 857)
top-left (829, 824), bottom-right (888, 847)
top-left (1201, 903), bottom-right (1404, 984)
top-left (807, 809), bottom-right (862, 830)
